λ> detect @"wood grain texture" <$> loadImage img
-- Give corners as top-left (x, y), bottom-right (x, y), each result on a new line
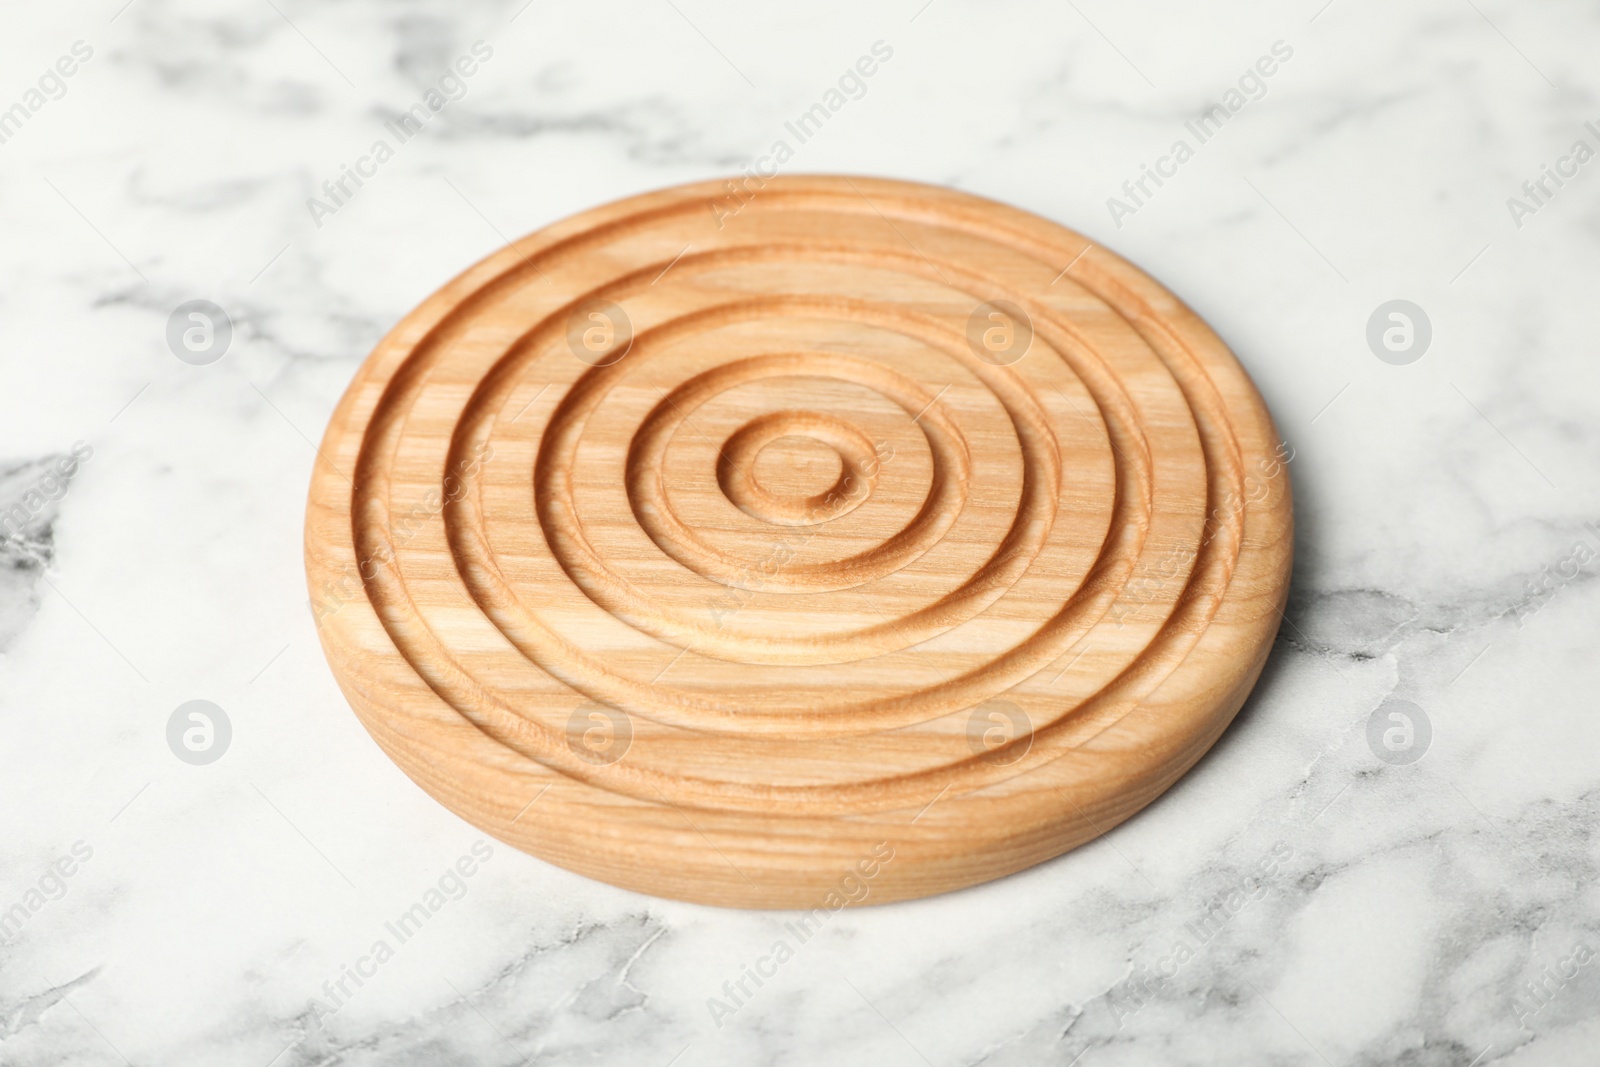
top-left (304, 176), bottom-right (1293, 908)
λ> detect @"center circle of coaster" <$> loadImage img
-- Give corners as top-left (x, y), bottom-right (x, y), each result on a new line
top-left (718, 411), bottom-right (879, 526)
top-left (752, 433), bottom-right (843, 500)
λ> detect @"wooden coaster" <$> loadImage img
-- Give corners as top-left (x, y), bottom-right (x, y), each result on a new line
top-left (305, 176), bottom-right (1292, 908)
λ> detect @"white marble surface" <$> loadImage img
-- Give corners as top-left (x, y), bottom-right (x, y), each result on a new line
top-left (3, 0), bottom-right (1599, 1063)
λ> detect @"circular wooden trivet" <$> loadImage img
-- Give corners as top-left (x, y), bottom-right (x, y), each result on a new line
top-left (305, 176), bottom-right (1292, 908)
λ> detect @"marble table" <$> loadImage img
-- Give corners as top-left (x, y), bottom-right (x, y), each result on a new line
top-left (1, 0), bottom-right (1595, 1063)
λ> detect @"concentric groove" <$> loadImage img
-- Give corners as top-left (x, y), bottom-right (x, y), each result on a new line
top-left (307, 176), bottom-right (1292, 908)
top-left (365, 228), bottom-right (1189, 767)
top-left (715, 410), bottom-right (880, 526)
top-left (629, 351), bottom-right (970, 589)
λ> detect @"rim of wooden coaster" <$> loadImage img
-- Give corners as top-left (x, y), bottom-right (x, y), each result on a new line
top-left (305, 175), bottom-right (1293, 909)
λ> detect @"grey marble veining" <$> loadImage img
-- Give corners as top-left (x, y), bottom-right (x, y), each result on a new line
top-left (2, 0), bottom-right (1598, 1063)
